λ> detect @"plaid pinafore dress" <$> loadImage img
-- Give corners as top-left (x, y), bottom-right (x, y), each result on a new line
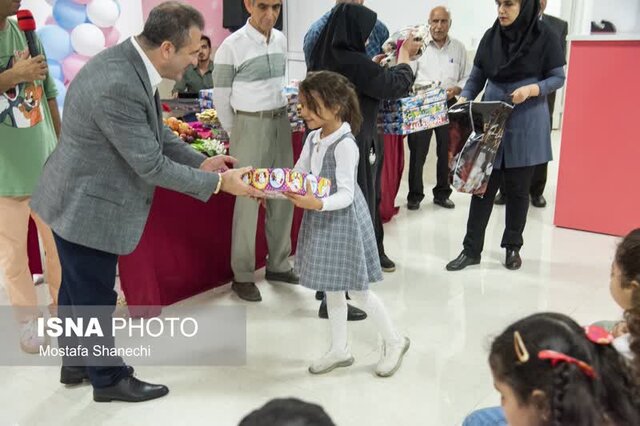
top-left (295, 133), bottom-right (383, 291)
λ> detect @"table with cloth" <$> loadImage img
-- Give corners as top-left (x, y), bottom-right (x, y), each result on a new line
top-left (26, 133), bottom-right (405, 312)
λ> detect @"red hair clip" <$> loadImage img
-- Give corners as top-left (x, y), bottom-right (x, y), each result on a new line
top-left (584, 325), bottom-right (614, 345)
top-left (538, 350), bottom-right (597, 379)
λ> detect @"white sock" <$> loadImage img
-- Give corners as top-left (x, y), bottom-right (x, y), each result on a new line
top-left (349, 290), bottom-right (401, 345)
top-left (325, 291), bottom-right (348, 354)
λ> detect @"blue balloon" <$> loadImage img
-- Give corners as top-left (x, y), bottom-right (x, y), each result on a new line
top-left (53, 0), bottom-right (87, 31)
top-left (47, 59), bottom-right (64, 81)
top-left (38, 25), bottom-right (73, 62)
top-left (53, 78), bottom-right (67, 109)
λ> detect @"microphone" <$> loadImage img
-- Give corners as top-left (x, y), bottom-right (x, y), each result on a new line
top-left (16, 10), bottom-right (39, 58)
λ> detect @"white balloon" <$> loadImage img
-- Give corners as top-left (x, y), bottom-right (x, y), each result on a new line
top-left (45, 0), bottom-right (56, 5)
top-left (87, 0), bottom-right (120, 28)
top-left (71, 23), bottom-right (106, 57)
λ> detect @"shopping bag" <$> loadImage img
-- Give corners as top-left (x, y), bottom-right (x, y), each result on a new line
top-left (447, 101), bottom-right (514, 196)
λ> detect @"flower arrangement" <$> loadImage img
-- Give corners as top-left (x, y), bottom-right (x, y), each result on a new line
top-left (191, 138), bottom-right (227, 157)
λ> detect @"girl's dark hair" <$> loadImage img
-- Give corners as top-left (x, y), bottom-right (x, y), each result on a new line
top-left (299, 71), bottom-right (362, 134)
top-left (616, 228), bottom-right (640, 380)
top-left (489, 312), bottom-right (640, 426)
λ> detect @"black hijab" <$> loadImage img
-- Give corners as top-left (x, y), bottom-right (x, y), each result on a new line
top-left (475, 0), bottom-right (565, 83)
top-left (307, 4), bottom-right (384, 88)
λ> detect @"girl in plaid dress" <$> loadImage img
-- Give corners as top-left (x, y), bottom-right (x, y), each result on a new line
top-left (285, 72), bottom-right (409, 377)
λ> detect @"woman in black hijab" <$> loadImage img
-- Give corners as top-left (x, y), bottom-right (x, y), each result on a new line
top-left (446, 0), bottom-right (565, 272)
top-left (308, 3), bottom-right (420, 271)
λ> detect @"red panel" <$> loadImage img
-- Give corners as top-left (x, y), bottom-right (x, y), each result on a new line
top-left (555, 41), bottom-right (640, 237)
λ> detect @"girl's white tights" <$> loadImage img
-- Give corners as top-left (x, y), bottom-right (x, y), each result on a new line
top-left (325, 290), bottom-right (400, 354)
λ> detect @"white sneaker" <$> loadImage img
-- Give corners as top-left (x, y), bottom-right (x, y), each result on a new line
top-left (309, 351), bottom-right (354, 375)
top-left (20, 318), bottom-right (50, 354)
top-left (375, 336), bottom-right (410, 377)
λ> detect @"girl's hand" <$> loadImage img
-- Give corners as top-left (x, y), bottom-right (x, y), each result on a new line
top-left (510, 84), bottom-right (540, 105)
top-left (284, 181), bottom-right (323, 211)
top-left (612, 321), bottom-right (629, 338)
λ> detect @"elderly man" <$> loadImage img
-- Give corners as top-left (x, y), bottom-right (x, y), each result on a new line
top-left (213, 0), bottom-right (298, 303)
top-left (303, 0), bottom-right (389, 66)
top-left (407, 6), bottom-right (469, 211)
top-left (31, 2), bottom-right (258, 403)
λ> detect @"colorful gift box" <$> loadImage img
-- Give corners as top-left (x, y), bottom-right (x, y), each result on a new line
top-left (378, 87), bottom-right (449, 135)
top-left (242, 168), bottom-right (331, 199)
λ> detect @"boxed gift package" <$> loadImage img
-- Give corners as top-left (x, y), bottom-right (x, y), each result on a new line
top-left (378, 86), bottom-right (449, 135)
top-left (242, 168), bottom-right (331, 199)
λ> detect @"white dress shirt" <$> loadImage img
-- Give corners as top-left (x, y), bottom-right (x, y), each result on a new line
top-left (130, 36), bottom-right (163, 93)
top-left (412, 37), bottom-right (470, 90)
top-left (294, 123), bottom-right (359, 212)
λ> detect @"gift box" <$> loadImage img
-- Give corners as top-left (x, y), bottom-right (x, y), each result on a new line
top-left (378, 87), bottom-right (449, 135)
top-left (242, 168), bottom-right (331, 199)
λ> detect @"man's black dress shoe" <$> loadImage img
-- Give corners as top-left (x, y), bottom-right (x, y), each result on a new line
top-left (232, 281), bottom-right (262, 302)
top-left (531, 195), bottom-right (547, 208)
top-left (446, 252), bottom-right (481, 271)
top-left (494, 192), bottom-right (506, 205)
top-left (93, 376), bottom-right (169, 403)
top-left (318, 299), bottom-right (367, 321)
top-left (407, 200), bottom-right (420, 210)
top-left (434, 198), bottom-right (455, 209)
top-left (505, 249), bottom-right (522, 270)
top-left (265, 269), bottom-right (299, 284)
top-left (61, 365), bottom-right (134, 385)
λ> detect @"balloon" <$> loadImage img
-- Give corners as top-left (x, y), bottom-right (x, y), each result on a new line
top-left (53, 0), bottom-right (88, 31)
top-left (62, 54), bottom-right (90, 82)
top-left (87, 0), bottom-right (120, 28)
top-left (45, 0), bottom-right (57, 5)
top-left (71, 23), bottom-right (105, 57)
top-left (102, 26), bottom-right (120, 47)
top-left (47, 60), bottom-right (64, 81)
top-left (73, 0), bottom-right (93, 4)
top-left (37, 25), bottom-right (73, 62)
top-left (53, 78), bottom-right (67, 108)
top-left (44, 15), bottom-right (57, 26)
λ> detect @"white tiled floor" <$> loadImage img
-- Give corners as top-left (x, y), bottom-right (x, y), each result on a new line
top-left (0, 132), bottom-right (624, 426)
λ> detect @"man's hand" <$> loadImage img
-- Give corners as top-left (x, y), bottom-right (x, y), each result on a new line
top-left (284, 181), bottom-right (323, 211)
top-left (10, 54), bottom-right (48, 84)
top-left (200, 155), bottom-right (238, 173)
top-left (219, 166), bottom-right (265, 198)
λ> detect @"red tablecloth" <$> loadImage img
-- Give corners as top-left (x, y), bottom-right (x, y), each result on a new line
top-left (118, 133), bottom-right (405, 311)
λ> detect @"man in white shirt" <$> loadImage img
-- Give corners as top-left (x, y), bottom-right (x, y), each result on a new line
top-left (407, 6), bottom-right (469, 211)
top-left (213, 0), bottom-right (297, 302)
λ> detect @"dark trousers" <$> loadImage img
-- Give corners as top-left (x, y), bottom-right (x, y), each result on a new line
top-left (374, 133), bottom-right (385, 255)
top-left (407, 124), bottom-right (453, 202)
top-left (53, 233), bottom-right (128, 388)
top-left (463, 166), bottom-right (535, 258)
top-left (356, 133), bottom-right (386, 257)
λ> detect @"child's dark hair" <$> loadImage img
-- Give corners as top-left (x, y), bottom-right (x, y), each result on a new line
top-left (616, 228), bottom-right (640, 379)
top-left (239, 398), bottom-right (335, 426)
top-left (489, 312), bottom-right (640, 425)
top-left (299, 71), bottom-right (362, 134)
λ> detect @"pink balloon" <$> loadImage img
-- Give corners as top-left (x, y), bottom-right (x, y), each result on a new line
top-left (62, 54), bottom-right (90, 82)
top-left (44, 15), bottom-right (57, 26)
top-left (102, 26), bottom-right (120, 47)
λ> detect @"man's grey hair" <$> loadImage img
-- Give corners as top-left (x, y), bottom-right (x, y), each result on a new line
top-left (140, 1), bottom-right (204, 51)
